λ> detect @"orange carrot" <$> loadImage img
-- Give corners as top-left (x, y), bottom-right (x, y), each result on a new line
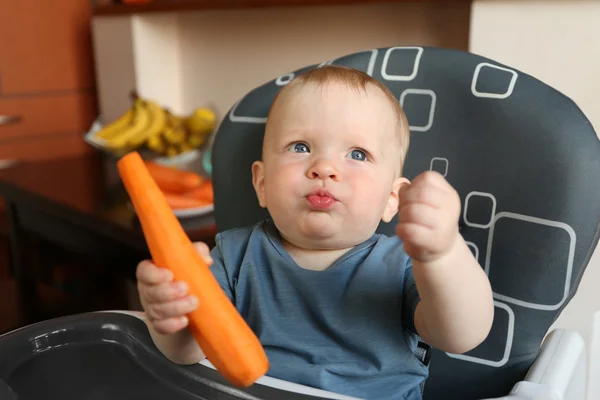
top-left (144, 161), bottom-right (204, 193)
top-left (164, 191), bottom-right (212, 210)
top-left (184, 181), bottom-right (214, 203)
top-left (117, 151), bottom-right (269, 387)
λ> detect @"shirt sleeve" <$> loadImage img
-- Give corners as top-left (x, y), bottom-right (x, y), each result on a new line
top-left (402, 257), bottom-right (421, 337)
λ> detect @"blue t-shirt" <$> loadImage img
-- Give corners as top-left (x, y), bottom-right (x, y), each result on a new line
top-left (209, 219), bottom-right (428, 400)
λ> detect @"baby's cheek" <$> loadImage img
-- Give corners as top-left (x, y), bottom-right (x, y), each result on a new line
top-left (272, 177), bottom-right (301, 203)
top-left (367, 183), bottom-right (393, 210)
top-left (350, 183), bottom-right (379, 210)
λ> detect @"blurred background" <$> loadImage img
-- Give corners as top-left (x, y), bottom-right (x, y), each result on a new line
top-left (0, 0), bottom-right (599, 396)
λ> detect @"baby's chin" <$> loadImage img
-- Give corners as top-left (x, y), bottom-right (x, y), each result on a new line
top-left (292, 213), bottom-right (370, 247)
top-left (300, 211), bottom-right (339, 234)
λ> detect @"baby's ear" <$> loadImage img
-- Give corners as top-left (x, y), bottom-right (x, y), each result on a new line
top-left (382, 177), bottom-right (410, 222)
top-left (252, 161), bottom-right (267, 208)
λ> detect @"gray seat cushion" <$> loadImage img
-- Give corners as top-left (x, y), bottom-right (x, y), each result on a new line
top-left (211, 46), bottom-right (600, 399)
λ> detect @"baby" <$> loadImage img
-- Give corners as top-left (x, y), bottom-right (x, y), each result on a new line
top-left (135, 65), bottom-right (494, 400)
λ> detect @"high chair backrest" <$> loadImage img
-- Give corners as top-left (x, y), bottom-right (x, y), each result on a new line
top-left (210, 46), bottom-right (600, 399)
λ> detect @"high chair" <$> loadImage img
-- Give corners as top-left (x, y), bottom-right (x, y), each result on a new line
top-left (1, 46), bottom-right (599, 400)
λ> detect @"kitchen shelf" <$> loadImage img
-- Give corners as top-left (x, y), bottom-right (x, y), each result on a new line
top-left (92, 0), bottom-right (458, 16)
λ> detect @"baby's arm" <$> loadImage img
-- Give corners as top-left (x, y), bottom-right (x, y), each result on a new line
top-left (146, 321), bottom-right (206, 365)
top-left (411, 236), bottom-right (493, 354)
top-left (396, 171), bottom-right (494, 354)
top-left (136, 242), bottom-right (215, 365)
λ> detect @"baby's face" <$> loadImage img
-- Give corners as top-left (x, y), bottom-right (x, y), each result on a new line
top-left (252, 81), bottom-right (407, 250)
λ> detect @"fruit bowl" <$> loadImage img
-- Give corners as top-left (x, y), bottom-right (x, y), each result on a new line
top-left (84, 93), bottom-right (218, 190)
top-left (172, 203), bottom-right (214, 218)
top-left (84, 92), bottom-right (217, 167)
top-left (85, 118), bottom-right (202, 171)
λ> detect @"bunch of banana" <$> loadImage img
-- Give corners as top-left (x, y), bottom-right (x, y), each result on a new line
top-left (93, 94), bottom-right (216, 158)
top-left (145, 107), bottom-right (216, 157)
top-left (94, 97), bottom-right (166, 153)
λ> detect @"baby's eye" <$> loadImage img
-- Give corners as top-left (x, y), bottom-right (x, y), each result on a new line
top-left (348, 149), bottom-right (367, 161)
top-left (289, 143), bottom-right (310, 153)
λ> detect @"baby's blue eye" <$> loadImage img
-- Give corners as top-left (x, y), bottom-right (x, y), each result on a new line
top-left (290, 143), bottom-right (309, 153)
top-left (348, 149), bottom-right (367, 161)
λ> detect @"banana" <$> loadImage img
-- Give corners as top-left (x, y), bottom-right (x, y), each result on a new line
top-left (166, 145), bottom-right (179, 157)
top-left (187, 107), bottom-right (216, 136)
top-left (188, 133), bottom-right (206, 149)
top-left (103, 99), bottom-right (152, 150)
top-left (179, 143), bottom-right (193, 153)
top-left (166, 111), bottom-right (185, 130)
top-left (163, 125), bottom-right (186, 145)
top-left (95, 108), bottom-right (134, 140)
top-left (147, 134), bottom-right (166, 154)
top-left (126, 100), bottom-right (167, 148)
top-left (107, 99), bottom-right (157, 150)
top-left (95, 95), bottom-right (216, 157)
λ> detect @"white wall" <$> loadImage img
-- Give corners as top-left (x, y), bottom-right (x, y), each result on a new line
top-left (470, 2), bottom-right (600, 398)
top-left (177, 2), bottom-right (470, 118)
top-left (92, 13), bottom-right (185, 120)
top-left (92, 3), bottom-right (470, 121)
top-left (131, 13), bottom-right (185, 114)
top-left (470, 0), bottom-right (600, 130)
top-left (91, 16), bottom-right (136, 122)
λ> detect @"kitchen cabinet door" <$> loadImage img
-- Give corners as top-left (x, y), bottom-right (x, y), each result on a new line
top-left (0, 0), bottom-right (96, 94)
top-left (0, 0), bottom-right (97, 161)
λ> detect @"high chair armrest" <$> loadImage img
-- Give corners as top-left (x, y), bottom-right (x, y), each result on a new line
top-left (482, 328), bottom-right (586, 400)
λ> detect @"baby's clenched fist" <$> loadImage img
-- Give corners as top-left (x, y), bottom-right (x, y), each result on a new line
top-left (395, 171), bottom-right (461, 263)
top-left (136, 242), bottom-right (212, 334)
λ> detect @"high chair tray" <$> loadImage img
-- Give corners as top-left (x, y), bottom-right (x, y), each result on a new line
top-left (0, 312), bottom-right (354, 400)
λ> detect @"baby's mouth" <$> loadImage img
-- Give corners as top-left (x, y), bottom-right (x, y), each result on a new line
top-left (306, 189), bottom-right (337, 210)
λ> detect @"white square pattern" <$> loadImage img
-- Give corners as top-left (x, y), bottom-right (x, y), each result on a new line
top-left (471, 62), bottom-right (518, 99)
top-left (429, 157), bottom-right (448, 177)
top-left (400, 89), bottom-right (436, 132)
top-left (381, 46), bottom-right (423, 81)
top-left (485, 212), bottom-right (576, 311)
top-left (463, 192), bottom-right (497, 229)
top-left (275, 73), bottom-right (295, 86)
top-left (228, 97), bottom-right (267, 124)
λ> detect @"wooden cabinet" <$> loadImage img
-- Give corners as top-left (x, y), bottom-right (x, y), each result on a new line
top-left (0, 0), bottom-right (98, 162)
top-left (92, 0), bottom-right (457, 15)
top-left (0, 0), bottom-right (96, 94)
top-left (0, 93), bottom-right (97, 160)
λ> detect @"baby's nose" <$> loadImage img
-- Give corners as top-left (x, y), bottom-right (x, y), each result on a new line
top-left (308, 159), bottom-right (338, 180)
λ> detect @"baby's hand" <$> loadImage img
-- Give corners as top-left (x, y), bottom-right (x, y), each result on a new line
top-left (136, 242), bottom-right (212, 335)
top-left (395, 171), bottom-right (461, 264)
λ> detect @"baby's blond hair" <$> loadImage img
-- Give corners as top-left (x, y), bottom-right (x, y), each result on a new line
top-left (267, 65), bottom-right (410, 172)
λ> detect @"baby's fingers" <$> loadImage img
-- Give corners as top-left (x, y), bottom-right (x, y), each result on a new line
top-left (142, 280), bottom-right (189, 304)
top-left (152, 316), bottom-right (189, 335)
top-left (193, 242), bottom-right (213, 265)
top-left (396, 222), bottom-right (432, 249)
top-left (398, 203), bottom-right (438, 229)
top-left (146, 295), bottom-right (199, 321)
top-left (396, 222), bottom-right (435, 261)
top-left (136, 260), bottom-right (173, 285)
